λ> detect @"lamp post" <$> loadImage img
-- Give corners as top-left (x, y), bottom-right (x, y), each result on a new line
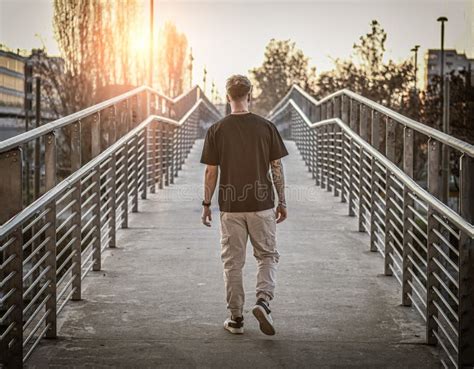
top-left (149, 0), bottom-right (154, 88)
top-left (437, 16), bottom-right (448, 131)
top-left (437, 16), bottom-right (449, 204)
top-left (410, 45), bottom-right (420, 96)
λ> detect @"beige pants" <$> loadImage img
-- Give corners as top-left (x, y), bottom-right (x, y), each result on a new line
top-left (219, 208), bottom-right (280, 318)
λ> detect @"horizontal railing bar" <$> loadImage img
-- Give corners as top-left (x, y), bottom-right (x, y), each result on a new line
top-left (23, 322), bottom-right (50, 363)
top-left (407, 293), bottom-right (427, 321)
top-left (23, 281), bottom-right (50, 316)
top-left (432, 214), bottom-right (460, 241)
top-left (0, 97), bottom-right (210, 238)
top-left (0, 85), bottom-right (219, 154)
top-left (22, 208), bottom-right (50, 234)
top-left (287, 100), bottom-right (474, 238)
top-left (23, 268), bottom-right (50, 298)
top-left (23, 293), bottom-right (51, 331)
top-left (269, 84), bottom-right (474, 157)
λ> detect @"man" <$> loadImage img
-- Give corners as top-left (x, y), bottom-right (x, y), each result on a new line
top-left (200, 74), bottom-right (288, 336)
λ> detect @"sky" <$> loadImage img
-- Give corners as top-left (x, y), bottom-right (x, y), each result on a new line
top-left (1, 0), bottom-right (473, 97)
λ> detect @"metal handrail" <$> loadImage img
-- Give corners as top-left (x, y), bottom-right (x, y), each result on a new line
top-left (268, 84), bottom-right (474, 157)
top-left (0, 97), bottom-right (220, 239)
top-left (0, 87), bottom-right (220, 367)
top-left (0, 85), bottom-right (219, 153)
top-left (0, 116), bottom-right (171, 239)
top-left (288, 99), bottom-right (474, 238)
top-left (271, 96), bottom-right (474, 368)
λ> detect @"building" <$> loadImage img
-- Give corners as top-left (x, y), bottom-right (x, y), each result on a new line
top-left (0, 49), bottom-right (27, 139)
top-left (0, 49), bottom-right (25, 110)
top-left (425, 49), bottom-right (474, 88)
top-left (0, 48), bottom-right (64, 140)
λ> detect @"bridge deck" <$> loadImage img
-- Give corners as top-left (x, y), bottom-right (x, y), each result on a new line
top-left (28, 140), bottom-right (438, 368)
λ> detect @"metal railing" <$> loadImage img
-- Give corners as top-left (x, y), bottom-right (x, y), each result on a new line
top-left (268, 87), bottom-right (474, 369)
top-left (0, 85), bottom-right (221, 367)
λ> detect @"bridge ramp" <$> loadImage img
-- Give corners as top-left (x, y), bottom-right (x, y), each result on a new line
top-left (28, 140), bottom-right (438, 368)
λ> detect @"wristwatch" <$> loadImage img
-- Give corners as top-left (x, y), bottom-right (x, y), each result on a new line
top-left (202, 201), bottom-right (211, 207)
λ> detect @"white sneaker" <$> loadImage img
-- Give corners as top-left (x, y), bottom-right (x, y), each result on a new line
top-left (224, 316), bottom-right (244, 334)
top-left (252, 298), bottom-right (275, 335)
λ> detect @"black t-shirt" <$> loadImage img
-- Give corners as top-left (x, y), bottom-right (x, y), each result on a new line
top-left (200, 112), bottom-right (288, 212)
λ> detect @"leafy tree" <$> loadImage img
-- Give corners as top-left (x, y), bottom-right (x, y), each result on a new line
top-left (316, 20), bottom-right (413, 111)
top-left (423, 71), bottom-right (474, 144)
top-left (157, 21), bottom-right (189, 97)
top-left (249, 39), bottom-right (317, 114)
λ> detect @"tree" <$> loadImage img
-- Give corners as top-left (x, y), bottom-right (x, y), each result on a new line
top-left (316, 20), bottom-right (413, 111)
top-left (53, 0), bottom-right (143, 111)
top-left (157, 21), bottom-right (189, 97)
top-left (249, 39), bottom-right (317, 114)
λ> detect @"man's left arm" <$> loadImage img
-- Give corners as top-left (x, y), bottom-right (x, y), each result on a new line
top-left (270, 159), bottom-right (287, 223)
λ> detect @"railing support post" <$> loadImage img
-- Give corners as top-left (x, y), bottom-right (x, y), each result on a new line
top-left (121, 143), bottom-right (129, 228)
top-left (348, 138), bottom-right (355, 217)
top-left (458, 154), bottom-right (474, 367)
top-left (92, 166), bottom-right (101, 271)
top-left (0, 147), bottom-right (23, 368)
top-left (402, 127), bottom-right (414, 306)
top-left (384, 118), bottom-right (396, 276)
top-left (132, 135), bottom-right (139, 212)
top-left (426, 138), bottom-right (441, 345)
top-left (109, 154), bottom-right (117, 248)
top-left (141, 92), bottom-right (150, 200)
top-left (44, 132), bottom-right (57, 338)
top-left (150, 121), bottom-right (157, 193)
top-left (70, 121), bottom-right (82, 299)
top-left (340, 95), bottom-right (350, 202)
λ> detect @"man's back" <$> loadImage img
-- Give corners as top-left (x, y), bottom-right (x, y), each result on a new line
top-left (200, 112), bottom-right (288, 212)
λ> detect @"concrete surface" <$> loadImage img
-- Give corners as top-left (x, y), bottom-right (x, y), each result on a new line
top-left (28, 140), bottom-right (439, 368)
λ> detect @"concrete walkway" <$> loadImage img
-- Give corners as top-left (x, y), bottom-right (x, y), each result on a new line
top-left (29, 140), bottom-right (439, 368)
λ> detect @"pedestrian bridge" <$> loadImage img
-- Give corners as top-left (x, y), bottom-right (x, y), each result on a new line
top-left (0, 85), bottom-right (473, 368)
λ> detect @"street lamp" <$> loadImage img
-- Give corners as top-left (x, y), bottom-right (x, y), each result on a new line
top-left (410, 45), bottom-right (420, 96)
top-left (437, 16), bottom-right (447, 131)
top-left (437, 16), bottom-right (449, 204)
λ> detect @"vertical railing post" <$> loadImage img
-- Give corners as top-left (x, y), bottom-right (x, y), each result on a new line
top-left (132, 135), bottom-right (139, 212)
top-left (350, 100), bottom-right (359, 134)
top-left (426, 138), bottom-right (441, 345)
top-left (340, 95), bottom-right (350, 202)
top-left (334, 126), bottom-right (341, 197)
top-left (164, 125), bottom-right (170, 187)
top-left (327, 101), bottom-right (334, 193)
top-left (141, 91), bottom-right (150, 200)
top-left (370, 111), bottom-right (381, 251)
top-left (369, 157), bottom-right (379, 252)
top-left (109, 154), bottom-right (117, 248)
top-left (0, 147), bottom-right (23, 367)
top-left (92, 165), bottom-right (101, 271)
top-left (44, 132), bottom-right (57, 338)
top-left (70, 121), bottom-right (82, 300)
top-left (150, 121), bottom-right (157, 194)
top-left (121, 142), bottom-right (129, 228)
top-left (321, 103), bottom-right (327, 190)
top-left (402, 127), bottom-right (414, 306)
top-left (358, 105), bottom-right (369, 232)
top-left (348, 138), bottom-right (355, 217)
top-left (90, 113), bottom-right (102, 271)
top-left (384, 118), bottom-right (396, 276)
top-left (458, 154), bottom-right (474, 367)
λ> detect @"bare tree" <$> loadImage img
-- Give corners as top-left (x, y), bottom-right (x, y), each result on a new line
top-left (157, 21), bottom-right (189, 97)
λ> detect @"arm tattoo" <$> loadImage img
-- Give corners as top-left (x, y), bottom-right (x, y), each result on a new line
top-left (270, 159), bottom-right (286, 207)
